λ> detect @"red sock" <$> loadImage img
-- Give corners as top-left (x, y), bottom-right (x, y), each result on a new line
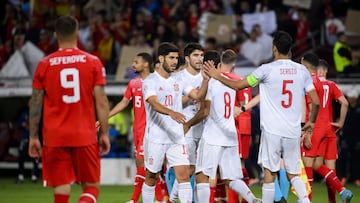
top-left (241, 168), bottom-right (249, 203)
top-left (78, 186), bottom-right (99, 203)
top-left (315, 165), bottom-right (344, 193)
top-left (131, 166), bottom-right (146, 201)
top-left (155, 178), bottom-right (164, 201)
top-left (215, 180), bottom-right (226, 201)
top-left (228, 188), bottom-right (239, 203)
top-left (326, 181), bottom-right (336, 203)
top-left (210, 185), bottom-right (216, 203)
top-left (55, 194), bottom-right (69, 203)
top-left (305, 167), bottom-right (313, 201)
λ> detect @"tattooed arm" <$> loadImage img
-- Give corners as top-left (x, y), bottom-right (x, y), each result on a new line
top-left (28, 89), bottom-right (44, 159)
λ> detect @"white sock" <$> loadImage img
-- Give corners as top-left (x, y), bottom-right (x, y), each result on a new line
top-left (229, 179), bottom-right (255, 202)
top-left (196, 183), bottom-right (210, 203)
top-left (142, 183), bottom-right (155, 203)
top-left (170, 179), bottom-right (179, 202)
top-left (262, 183), bottom-right (275, 203)
top-left (178, 182), bottom-right (193, 203)
top-left (291, 176), bottom-right (310, 203)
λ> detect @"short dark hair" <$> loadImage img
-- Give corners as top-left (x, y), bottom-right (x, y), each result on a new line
top-left (273, 31), bottom-right (292, 55)
top-left (184, 43), bottom-right (204, 57)
top-left (55, 15), bottom-right (78, 40)
top-left (318, 59), bottom-right (330, 70)
top-left (302, 52), bottom-right (319, 67)
top-left (157, 42), bottom-right (179, 57)
top-left (177, 56), bottom-right (186, 69)
top-left (204, 50), bottom-right (220, 68)
top-left (137, 52), bottom-right (153, 66)
top-left (221, 49), bottom-right (237, 65)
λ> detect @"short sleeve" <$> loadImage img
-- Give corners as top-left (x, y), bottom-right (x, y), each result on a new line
top-left (303, 69), bottom-right (315, 93)
top-left (331, 82), bottom-right (344, 100)
top-left (142, 78), bottom-right (156, 101)
top-left (93, 58), bottom-right (106, 86)
top-left (32, 60), bottom-right (46, 90)
top-left (124, 81), bottom-right (133, 100)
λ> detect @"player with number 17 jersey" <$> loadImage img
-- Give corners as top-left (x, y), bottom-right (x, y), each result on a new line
top-left (32, 48), bottom-right (106, 147)
top-left (123, 77), bottom-right (146, 154)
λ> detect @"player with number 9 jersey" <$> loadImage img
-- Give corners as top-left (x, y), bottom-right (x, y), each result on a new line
top-left (32, 48), bottom-right (106, 147)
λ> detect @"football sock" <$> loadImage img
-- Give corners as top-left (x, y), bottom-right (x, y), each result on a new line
top-left (227, 187), bottom-right (239, 203)
top-left (290, 176), bottom-right (310, 203)
top-left (178, 182), bottom-right (192, 203)
top-left (209, 185), bottom-right (216, 203)
top-left (279, 169), bottom-right (290, 199)
top-left (262, 183), bottom-right (275, 203)
top-left (55, 194), bottom-right (70, 203)
top-left (229, 179), bottom-right (255, 203)
top-left (155, 178), bottom-right (163, 201)
top-left (326, 181), bottom-right (336, 203)
top-left (169, 179), bottom-right (179, 202)
top-left (78, 186), bottom-right (98, 203)
top-left (274, 175), bottom-right (283, 201)
top-left (131, 166), bottom-right (146, 201)
top-left (241, 167), bottom-right (250, 203)
top-left (315, 165), bottom-right (345, 193)
top-left (215, 179), bottom-right (226, 201)
top-left (142, 183), bottom-right (155, 203)
top-left (197, 183), bottom-right (211, 203)
top-left (304, 166), bottom-right (313, 201)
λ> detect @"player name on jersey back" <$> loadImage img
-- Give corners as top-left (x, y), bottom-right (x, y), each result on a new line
top-left (49, 55), bottom-right (86, 66)
top-left (280, 68), bottom-right (297, 75)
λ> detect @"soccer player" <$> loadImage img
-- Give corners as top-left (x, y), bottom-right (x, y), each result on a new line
top-left (28, 15), bottom-right (110, 203)
top-left (204, 31), bottom-right (320, 203)
top-left (195, 49), bottom-right (261, 203)
top-left (166, 42), bottom-right (205, 202)
top-left (141, 42), bottom-right (209, 203)
top-left (301, 54), bottom-right (352, 203)
top-left (105, 52), bottom-right (164, 203)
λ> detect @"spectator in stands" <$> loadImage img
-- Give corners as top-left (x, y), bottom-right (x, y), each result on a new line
top-left (97, 27), bottom-right (120, 75)
top-left (37, 29), bottom-right (57, 56)
top-left (0, 36), bottom-right (10, 69)
top-left (252, 24), bottom-right (273, 63)
top-left (333, 32), bottom-right (359, 75)
top-left (240, 28), bottom-right (264, 66)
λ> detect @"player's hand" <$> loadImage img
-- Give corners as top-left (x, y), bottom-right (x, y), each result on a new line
top-left (330, 122), bottom-right (343, 133)
top-left (203, 60), bottom-right (220, 80)
top-left (99, 133), bottom-right (111, 156)
top-left (169, 111), bottom-right (186, 124)
top-left (95, 121), bottom-right (100, 131)
top-left (234, 106), bottom-right (242, 117)
top-left (28, 137), bottom-right (42, 162)
top-left (183, 123), bottom-right (191, 134)
top-left (201, 61), bottom-right (212, 81)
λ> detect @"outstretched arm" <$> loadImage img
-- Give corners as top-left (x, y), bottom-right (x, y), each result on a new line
top-left (109, 97), bottom-right (130, 118)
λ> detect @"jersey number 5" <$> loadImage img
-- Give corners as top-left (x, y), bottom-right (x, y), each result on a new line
top-left (281, 80), bottom-right (293, 108)
top-left (60, 68), bottom-right (80, 103)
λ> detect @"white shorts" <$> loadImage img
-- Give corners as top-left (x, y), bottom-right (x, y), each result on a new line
top-left (144, 137), bottom-right (190, 173)
top-left (196, 139), bottom-right (242, 180)
top-left (185, 135), bottom-right (200, 166)
top-left (258, 131), bottom-right (301, 174)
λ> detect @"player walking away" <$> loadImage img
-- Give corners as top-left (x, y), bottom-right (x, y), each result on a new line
top-left (166, 42), bottom-right (205, 202)
top-left (141, 42), bottom-right (209, 203)
top-left (195, 49), bottom-right (261, 203)
top-left (301, 54), bottom-right (352, 203)
top-left (204, 31), bottom-right (320, 203)
top-left (29, 15), bottom-right (110, 203)
top-left (103, 52), bottom-right (164, 203)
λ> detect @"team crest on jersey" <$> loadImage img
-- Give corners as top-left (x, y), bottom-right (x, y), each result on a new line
top-left (148, 157), bottom-right (154, 165)
top-left (174, 83), bottom-right (179, 91)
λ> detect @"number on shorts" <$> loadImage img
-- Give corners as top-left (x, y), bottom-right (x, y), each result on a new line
top-left (60, 68), bottom-right (80, 103)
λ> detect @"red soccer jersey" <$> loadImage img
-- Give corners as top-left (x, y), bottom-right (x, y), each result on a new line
top-left (32, 48), bottom-right (106, 147)
top-left (317, 77), bottom-right (343, 122)
top-left (305, 73), bottom-right (324, 122)
top-left (123, 77), bottom-right (146, 139)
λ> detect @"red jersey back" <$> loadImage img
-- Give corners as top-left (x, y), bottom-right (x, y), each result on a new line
top-left (317, 77), bottom-right (343, 122)
top-left (123, 77), bottom-right (146, 136)
top-left (305, 73), bottom-right (324, 122)
top-left (32, 48), bottom-right (106, 147)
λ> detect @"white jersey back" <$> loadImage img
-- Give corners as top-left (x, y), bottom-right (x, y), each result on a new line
top-left (252, 59), bottom-right (314, 138)
top-left (176, 69), bottom-right (203, 139)
top-left (202, 77), bottom-right (238, 146)
top-left (143, 71), bottom-right (189, 144)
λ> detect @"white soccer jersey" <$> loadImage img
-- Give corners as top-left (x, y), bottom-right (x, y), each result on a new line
top-left (251, 59), bottom-right (314, 138)
top-left (202, 77), bottom-right (238, 146)
top-left (176, 69), bottom-right (203, 139)
top-left (142, 71), bottom-right (190, 144)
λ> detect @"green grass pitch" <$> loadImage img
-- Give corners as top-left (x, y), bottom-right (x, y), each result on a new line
top-left (0, 177), bottom-right (358, 203)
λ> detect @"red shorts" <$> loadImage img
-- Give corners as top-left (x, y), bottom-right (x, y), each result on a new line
top-left (133, 131), bottom-right (144, 158)
top-left (302, 123), bottom-right (338, 159)
top-left (239, 134), bottom-right (251, 159)
top-left (42, 143), bottom-right (100, 187)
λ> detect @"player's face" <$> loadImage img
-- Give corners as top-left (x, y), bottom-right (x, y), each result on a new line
top-left (132, 56), bottom-right (146, 73)
top-left (188, 49), bottom-right (204, 72)
top-left (162, 52), bottom-right (179, 73)
top-left (317, 67), bottom-right (327, 77)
